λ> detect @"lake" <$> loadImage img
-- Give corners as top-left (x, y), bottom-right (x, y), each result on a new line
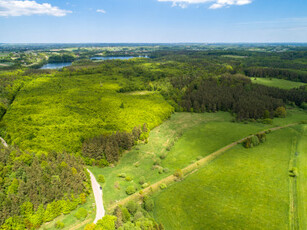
top-left (40, 56), bottom-right (148, 69)
top-left (40, 62), bottom-right (73, 70)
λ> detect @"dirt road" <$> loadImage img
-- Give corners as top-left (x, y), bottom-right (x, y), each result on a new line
top-left (87, 169), bottom-right (105, 224)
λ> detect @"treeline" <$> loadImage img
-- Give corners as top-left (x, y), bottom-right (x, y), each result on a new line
top-left (85, 197), bottom-right (163, 230)
top-left (0, 145), bottom-right (90, 229)
top-left (82, 124), bottom-right (149, 165)
top-left (177, 74), bottom-right (306, 120)
top-left (244, 67), bottom-right (307, 83)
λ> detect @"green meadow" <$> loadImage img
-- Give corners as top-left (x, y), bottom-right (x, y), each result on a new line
top-left (153, 126), bottom-right (305, 230)
top-left (90, 109), bottom-right (307, 210)
top-left (251, 77), bottom-right (306, 89)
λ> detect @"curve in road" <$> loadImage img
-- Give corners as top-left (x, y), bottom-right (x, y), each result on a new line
top-left (0, 137), bottom-right (8, 148)
top-left (87, 169), bottom-right (105, 224)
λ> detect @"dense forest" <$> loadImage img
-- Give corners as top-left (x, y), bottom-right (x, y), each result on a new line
top-left (0, 145), bottom-right (90, 229)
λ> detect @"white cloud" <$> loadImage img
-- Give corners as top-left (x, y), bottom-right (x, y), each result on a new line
top-left (158, 0), bottom-right (252, 9)
top-left (97, 9), bottom-right (106, 14)
top-left (0, 0), bottom-right (72, 17)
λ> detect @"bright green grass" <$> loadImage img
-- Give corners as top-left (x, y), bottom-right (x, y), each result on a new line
top-left (89, 110), bottom-right (307, 209)
top-left (2, 74), bottom-right (173, 153)
top-left (153, 127), bottom-right (302, 230)
top-left (89, 112), bottom-right (232, 208)
top-left (40, 193), bottom-right (95, 230)
top-left (297, 125), bottom-right (307, 230)
top-left (252, 78), bottom-right (306, 89)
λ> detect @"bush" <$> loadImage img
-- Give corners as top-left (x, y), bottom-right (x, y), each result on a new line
top-left (174, 169), bottom-right (183, 180)
top-left (262, 118), bottom-right (273, 124)
top-left (118, 173), bottom-right (126, 178)
top-left (121, 207), bottom-right (131, 223)
top-left (153, 158), bottom-right (161, 166)
top-left (251, 135), bottom-right (260, 146)
top-left (126, 201), bottom-right (138, 215)
top-left (139, 176), bottom-right (145, 185)
top-left (144, 197), bottom-right (154, 212)
top-left (74, 207), bottom-right (88, 220)
top-left (55, 221), bottom-right (65, 229)
top-left (163, 168), bottom-right (169, 173)
top-left (98, 175), bottom-right (105, 183)
top-left (141, 183), bottom-right (149, 189)
top-left (125, 176), bottom-right (133, 181)
top-left (126, 186), bottom-right (136, 195)
top-left (159, 153), bottom-right (167, 159)
top-left (160, 183), bottom-right (167, 190)
top-left (275, 106), bottom-right (287, 118)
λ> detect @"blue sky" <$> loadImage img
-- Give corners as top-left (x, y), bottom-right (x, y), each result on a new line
top-left (0, 0), bottom-right (307, 43)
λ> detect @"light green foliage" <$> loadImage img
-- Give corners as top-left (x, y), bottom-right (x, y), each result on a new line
top-left (126, 201), bottom-right (138, 215)
top-left (252, 77), bottom-right (306, 89)
top-left (96, 215), bottom-right (117, 230)
top-left (159, 183), bottom-right (167, 190)
top-left (144, 197), bottom-right (154, 212)
top-left (98, 175), bottom-right (105, 183)
top-left (2, 72), bottom-right (173, 153)
top-left (74, 207), bottom-right (88, 220)
top-left (125, 186), bottom-right (136, 195)
top-left (55, 221), bottom-right (65, 229)
top-left (153, 127), bottom-right (301, 229)
top-left (139, 176), bottom-right (145, 185)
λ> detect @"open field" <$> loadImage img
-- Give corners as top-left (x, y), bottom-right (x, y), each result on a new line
top-left (251, 77), bottom-right (306, 89)
top-left (90, 109), bottom-right (307, 210)
top-left (297, 125), bottom-right (307, 229)
top-left (1, 74), bottom-right (173, 153)
top-left (153, 127), bottom-right (303, 230)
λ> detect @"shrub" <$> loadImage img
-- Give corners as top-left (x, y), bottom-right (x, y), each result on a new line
top-left (160, 183), bottom-right (167, 190)
top-left (126, 186), bottom-right (136, 195)
top-left (125, 176), bottom-right (133, 181)
top-left (126, 201), bottom-right (138, 215)
top-left (251, 135), bottom-right (260, 146)
top-left (133, 162), bottom-right (140, 167)
top-left (141, 183), bottom-right (149, 189)
top-left (153, 158), bottom-right (161, 166)
top-left (121, 207), bottom-right (131, 223)
top-left (159, 153), bottom-right (167, 159)
top-left (96, 215), bottom-right (117, 230)
top-left (262, 118), bottom-right (273, 124)
top-left (55, 221), bottom-right (65, 229)
top-left (158, 168), bottom-right (163, 174)
top-left (163, 168), bottom-right (169, 173)
top-left (118, 173), bottom-right (126, 178)
top-left (133, 211), bottom-right (144, 221)
top-left (139, 176), bottom-right (145, 185)
top-left (144, 197), bottom-right (154, 212)
top-left (174, 169), bottom-right (183, 180)
top-left (98, 175), bottom-right (105, 183)
top-left (74, 207), bottom-right (88, 220)
top-left (275, 106), bottom-right (287, 118)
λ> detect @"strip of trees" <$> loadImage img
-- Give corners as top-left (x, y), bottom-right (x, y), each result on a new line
top-left (82, 124), bottom-right (149, 165)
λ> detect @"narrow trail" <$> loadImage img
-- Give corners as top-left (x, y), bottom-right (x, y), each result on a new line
top-left (109, 123), bottom-right (298, 211)
top-left (0, 137), bottom-right (8, 148)
top-left (87, 169), bottom-right (105, 224)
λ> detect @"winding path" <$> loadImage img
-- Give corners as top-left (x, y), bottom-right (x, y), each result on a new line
top-left (0, 137), bottom-right (8, 148)
top-left (87, 169), bottom-right (105, 224)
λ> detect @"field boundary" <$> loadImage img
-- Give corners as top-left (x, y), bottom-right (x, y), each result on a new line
top-left (107, 123), bottom-right (298, 212)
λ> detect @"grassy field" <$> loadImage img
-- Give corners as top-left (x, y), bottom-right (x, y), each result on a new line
top-left (297, 125), bottom-right (307, 230)
top-left (1, 73), bottom-right (173, 153)
top-left (153, 127), bottom-right (303, 230)
top-left (40, 193), bottom-right (95, 230)
top-left (90, 109), bottom-right (307, 210)
top-left (251, 77), bottom-right (306, 89)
